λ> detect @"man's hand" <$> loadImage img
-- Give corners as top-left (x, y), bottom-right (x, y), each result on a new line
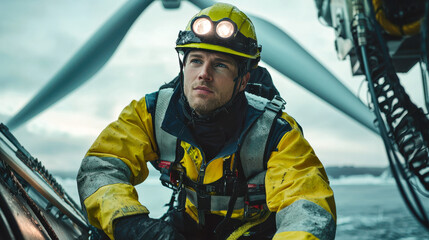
top-left (113, 214), bottom-right (185, 240)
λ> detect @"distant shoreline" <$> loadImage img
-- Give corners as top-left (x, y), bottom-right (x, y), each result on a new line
top-left (325, 166), bottom-right (388, 179)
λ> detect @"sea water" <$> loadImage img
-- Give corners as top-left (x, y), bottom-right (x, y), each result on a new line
top-left (57, 174), bottom-right (429, 239)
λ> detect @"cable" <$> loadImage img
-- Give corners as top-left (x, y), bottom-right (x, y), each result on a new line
top-left (353, 0), bottom-right (429, 230)
top-left (419, 61), bottom-right (429, 113)
top-left (364, 0), bottom-right (429, 191)
top-left (361, 44), bottom-right (429, 229)
top-left (421, 0), bottom-right (429, 113)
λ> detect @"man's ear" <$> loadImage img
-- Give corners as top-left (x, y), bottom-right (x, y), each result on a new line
top-left (238, 72), bottom-right (251, 92)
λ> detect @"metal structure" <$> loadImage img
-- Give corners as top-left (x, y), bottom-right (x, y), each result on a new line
top-left (0, 124), bottom-right (89, 239)
top-left (317, 0), bottom-right (429, 229)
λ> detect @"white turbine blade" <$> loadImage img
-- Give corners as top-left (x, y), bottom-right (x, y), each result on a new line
top-left (188, 0), bottom-right (214, 9)
top-left (7, 0), bottom-right (155, 130)
top-left (251, 16), bottom-right (377, 134)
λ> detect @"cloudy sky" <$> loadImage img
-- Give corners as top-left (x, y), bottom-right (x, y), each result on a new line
top-left (0, 0), bottom-right (426, 175)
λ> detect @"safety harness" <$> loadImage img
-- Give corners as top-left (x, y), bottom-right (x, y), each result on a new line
top-left (153, 88), bottom-right (285, 227)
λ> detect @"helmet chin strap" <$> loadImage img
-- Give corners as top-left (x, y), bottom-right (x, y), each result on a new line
top-left (177, 50), bottom-right (185, 88)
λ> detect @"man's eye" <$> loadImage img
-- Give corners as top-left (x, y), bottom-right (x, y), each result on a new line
top-left (215, 63), bottom-right (228, 68)
top-left (190, 59), bottom-right (202, 64)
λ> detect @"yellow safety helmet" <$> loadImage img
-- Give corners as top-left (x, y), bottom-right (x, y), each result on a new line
top-left (176, 3), bottom-right (261, 62)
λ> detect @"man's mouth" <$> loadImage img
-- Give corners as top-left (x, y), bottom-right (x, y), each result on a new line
top-left (194, 86), bottom-right (213, 94)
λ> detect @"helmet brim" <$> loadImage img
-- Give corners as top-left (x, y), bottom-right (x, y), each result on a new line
top-left (176, 43), bottom-right (259, 59)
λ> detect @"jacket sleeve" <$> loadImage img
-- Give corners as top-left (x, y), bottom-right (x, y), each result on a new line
top-left (77, 96), bottom-right (159, 239)
top-left (265, 113), bottom-right (336, 240)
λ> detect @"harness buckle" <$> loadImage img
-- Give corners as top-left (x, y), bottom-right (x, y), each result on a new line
top-left (245, 201), bottom-right (264, 210)
top-left (158, 160), bottom-right (172, 170)
top-left (266, 95), bottom-right (285, 112)
top-left (244, 184), bottom-right (266, 219)
top-left (158, 160), bottom-right (185, 191)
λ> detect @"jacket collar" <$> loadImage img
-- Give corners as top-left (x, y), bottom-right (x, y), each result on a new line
top-left (160, 86), bottom-right (265, 160)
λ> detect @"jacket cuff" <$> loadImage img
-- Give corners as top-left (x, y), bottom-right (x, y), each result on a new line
top-left (275, 199), bottom-right (336, 240)
top-left (83, 183), bottom-right (149, 240)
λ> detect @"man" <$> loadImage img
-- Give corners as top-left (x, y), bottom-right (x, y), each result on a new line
top-left (77, 3), bottom-right (336, 240)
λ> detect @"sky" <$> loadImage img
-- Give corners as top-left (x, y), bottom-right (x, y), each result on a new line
top-left (0, 0), bottom-right (426, 175)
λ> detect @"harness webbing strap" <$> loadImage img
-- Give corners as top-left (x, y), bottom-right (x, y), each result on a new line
top-left (240, 93), bottom-right (284, 178)
top-left (185, 188), bottom-right (245, 212)
top-left (155, 88), bottom-right (177, 162)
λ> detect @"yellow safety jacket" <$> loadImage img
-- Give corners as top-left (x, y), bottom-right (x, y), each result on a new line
top-left (77, 87), bottom-right (336, 240)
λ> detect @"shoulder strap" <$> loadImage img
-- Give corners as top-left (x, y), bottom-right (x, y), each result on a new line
top-left (154, 88), bottom-right (177, 162)
top-left (240, 93), bottom-right (285, 179)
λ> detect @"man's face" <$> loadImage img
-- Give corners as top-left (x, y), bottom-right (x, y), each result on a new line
top-left (183, 50), bottom-right (248, 115)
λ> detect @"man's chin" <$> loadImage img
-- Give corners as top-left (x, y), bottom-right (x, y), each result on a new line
top-left (189, 101), bottom-right (216, 115)
top-left (191, 105), bottom-right (212, 115)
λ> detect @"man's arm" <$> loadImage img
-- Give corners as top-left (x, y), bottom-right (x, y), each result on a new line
top-left (77, 96), bottom-right (159, 239)
top-left (265, 113), bottom-right (336, 240)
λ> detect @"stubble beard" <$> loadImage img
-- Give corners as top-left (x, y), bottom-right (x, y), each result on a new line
top-left (189, 96), bottom-right (224, 115)
top-left (187, 83), bottom-right (227, 115)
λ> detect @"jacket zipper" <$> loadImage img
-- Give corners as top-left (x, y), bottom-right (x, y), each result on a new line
top-left (198, 151), bottom-right (206, 183)
top-left (197, 150), bottom-right (207, 227)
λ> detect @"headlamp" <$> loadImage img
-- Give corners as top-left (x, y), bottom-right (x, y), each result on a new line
top-left (216, 20), bottom-right (234, 38)
top-left (176, 15), bottom-right (259, 58)
top-left (191, 16), bottom-right (236, 39)
top-left (192, 17), bottom-right (212, 35)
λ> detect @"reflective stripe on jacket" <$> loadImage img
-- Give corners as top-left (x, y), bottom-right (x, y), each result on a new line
top-left (77, 87), bottom-right (336, 240)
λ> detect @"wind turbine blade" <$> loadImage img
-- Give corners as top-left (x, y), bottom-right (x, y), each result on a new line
top-left (188, 0), bottom-right (214, 9)
top-left (7, 0), bottom-right (154, 130)
top-left (251, 16), bottom-right (378, 134)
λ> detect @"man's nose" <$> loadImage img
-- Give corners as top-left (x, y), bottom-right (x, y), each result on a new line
top-left (198, 63), bottom-right (213, 81)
